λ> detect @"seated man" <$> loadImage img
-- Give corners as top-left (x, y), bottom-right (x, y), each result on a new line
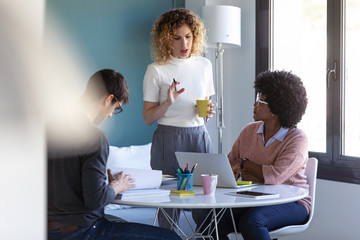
top-left (47, 69), bottom-right (181, 240)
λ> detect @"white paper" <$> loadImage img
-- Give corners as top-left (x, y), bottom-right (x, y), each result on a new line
top-left (119, 188), bottom-right (170, 202)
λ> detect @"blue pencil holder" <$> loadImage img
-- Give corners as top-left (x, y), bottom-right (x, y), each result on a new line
top-left (176, 173), bottom-right (193, 191)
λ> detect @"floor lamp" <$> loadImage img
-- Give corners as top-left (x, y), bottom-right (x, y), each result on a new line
top-left (202, 5), bottom-right (241, 153)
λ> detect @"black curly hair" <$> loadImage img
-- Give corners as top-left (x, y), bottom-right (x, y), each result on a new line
top-left (254, 70), bottom-right (308, 128)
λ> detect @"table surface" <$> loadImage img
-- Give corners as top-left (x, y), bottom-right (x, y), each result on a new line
top-left (112, 181), bottom-right (308, 209)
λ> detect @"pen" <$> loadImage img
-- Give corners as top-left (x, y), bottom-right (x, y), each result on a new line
top-left (190, 163), bottom-right (198, 173)
top-left (180, 173), bottom-right (191, 189)
top-left (180, 177), bottom-right (188, 189)
top-left (185, 163), bottom-right (190, 173)
top-left (173, 78), bottom-right (177, 91)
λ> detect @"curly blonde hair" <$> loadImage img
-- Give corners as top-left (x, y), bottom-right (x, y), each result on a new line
top-left (151, 8), bottom-right (206, 64)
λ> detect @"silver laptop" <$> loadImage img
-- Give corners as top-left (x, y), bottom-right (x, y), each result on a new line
top-left (175, 152), bottom-right (240, 188)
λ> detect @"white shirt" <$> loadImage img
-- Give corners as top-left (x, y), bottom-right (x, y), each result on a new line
top-left (256, 122), bottom-right (289, 147)
top-left (143, 56), bottom-right (215, 127)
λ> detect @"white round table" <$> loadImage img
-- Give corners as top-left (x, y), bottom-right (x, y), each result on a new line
top-left (112, 183), bottom-right (308, 240)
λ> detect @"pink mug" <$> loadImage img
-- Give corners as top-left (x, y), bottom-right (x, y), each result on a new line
top-left (201, 174), bottom-right (218, 195)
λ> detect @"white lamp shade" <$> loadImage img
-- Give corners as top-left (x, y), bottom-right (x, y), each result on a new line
top-left (202, 5), bottom-right (241, 49)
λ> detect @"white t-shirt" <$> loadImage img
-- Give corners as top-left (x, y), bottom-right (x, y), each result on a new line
top-left (143, 56), bottom-right (215, 127)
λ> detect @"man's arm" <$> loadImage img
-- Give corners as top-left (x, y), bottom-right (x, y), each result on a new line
top-left (81, 132), bottom-right (117, 210)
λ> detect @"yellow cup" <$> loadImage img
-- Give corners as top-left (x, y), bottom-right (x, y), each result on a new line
top-left (196, 100), bottom-right (211, 117)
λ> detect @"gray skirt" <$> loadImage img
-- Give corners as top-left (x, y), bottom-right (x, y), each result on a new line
top-left (150, 124), bottom-right (213, 175)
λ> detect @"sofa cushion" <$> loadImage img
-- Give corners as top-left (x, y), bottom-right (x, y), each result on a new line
top-left (107, 143), bottom-right (152, 171)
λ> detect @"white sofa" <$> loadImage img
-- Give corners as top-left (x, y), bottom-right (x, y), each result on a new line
top-left (104, 143), bottom-right (195, 233)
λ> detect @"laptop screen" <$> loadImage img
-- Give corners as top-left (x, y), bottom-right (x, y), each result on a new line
top-left (175, 152), bottom-right (238, 188)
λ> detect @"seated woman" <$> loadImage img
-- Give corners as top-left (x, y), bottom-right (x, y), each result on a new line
top-left (193, 70), bottom-right (311, 240)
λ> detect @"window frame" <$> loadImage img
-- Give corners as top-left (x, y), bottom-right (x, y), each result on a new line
top-left (256, 0), bottom-right (360, 184)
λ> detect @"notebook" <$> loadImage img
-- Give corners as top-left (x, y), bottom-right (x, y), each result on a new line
top-left (175, 152), bottom-right (256, 189)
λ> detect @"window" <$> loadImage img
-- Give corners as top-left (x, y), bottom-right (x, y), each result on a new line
top-left (343, 0), bottom-right (360, 157)
top-left (256, 0), bottom-right (360, 184)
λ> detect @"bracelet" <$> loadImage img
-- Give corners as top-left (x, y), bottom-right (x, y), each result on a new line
top-left (241, 158), bottom-right (248, 169)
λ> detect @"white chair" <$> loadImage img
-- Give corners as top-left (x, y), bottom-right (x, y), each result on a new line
top-left (228, 157), bottom-right (318, 240)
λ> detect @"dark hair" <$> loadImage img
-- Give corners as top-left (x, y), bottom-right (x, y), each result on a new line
top-left (85, 69), bottom-right (129, 105)
top-left (254, 70), bottom-right (308, 128)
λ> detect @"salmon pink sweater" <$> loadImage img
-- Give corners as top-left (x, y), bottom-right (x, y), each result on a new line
top-left (228, 121), bottom-right (311, 214)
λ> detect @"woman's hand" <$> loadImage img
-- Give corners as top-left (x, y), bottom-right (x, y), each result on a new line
top-left (107, 169), bottom-right (136, 195)
top-left (234, 159), bottom-right (265, 182)
top-left (195, 97), bottom-right (216, 122)
top-left (143, 81), bottom-right (184, 126)
top-left (230, 159), bottom-right (241, 180)
top-left (167, 80), bottom-right (185, 104)
top-left (205, 103), bottom-right (216, 123)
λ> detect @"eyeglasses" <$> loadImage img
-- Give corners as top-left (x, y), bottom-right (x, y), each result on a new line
top-left (112, 95), bottom-right (123, 114)
top-left (255, 93), bottom-right (268, 107)
top-left (113, 105), bottom-right (123, 114)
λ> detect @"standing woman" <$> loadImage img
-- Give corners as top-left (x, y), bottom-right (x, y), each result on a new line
top-left (143, 8), bottom-right (215, 229)
top-left (143, 8), bottom-right (215, 176)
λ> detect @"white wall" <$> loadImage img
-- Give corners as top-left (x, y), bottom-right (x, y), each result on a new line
top-left (186, 0), bottom-right (255, 154)
top-left (282, 179), bottom-right (360, 240)
top-left (187, 1), bottom-right (360, 239)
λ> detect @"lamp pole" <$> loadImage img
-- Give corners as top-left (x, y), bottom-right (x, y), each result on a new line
top-left (216, 42), bottom-right (225, 153)
top-left (202, 4), bottom-right (241, 154)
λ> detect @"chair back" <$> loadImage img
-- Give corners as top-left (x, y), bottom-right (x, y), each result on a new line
top-left (268, 157), bottom-right (318, 238)
top-left (228, 158), bottom-right (319, 240)
top-left (304, 157), bottom-right (318, 223)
